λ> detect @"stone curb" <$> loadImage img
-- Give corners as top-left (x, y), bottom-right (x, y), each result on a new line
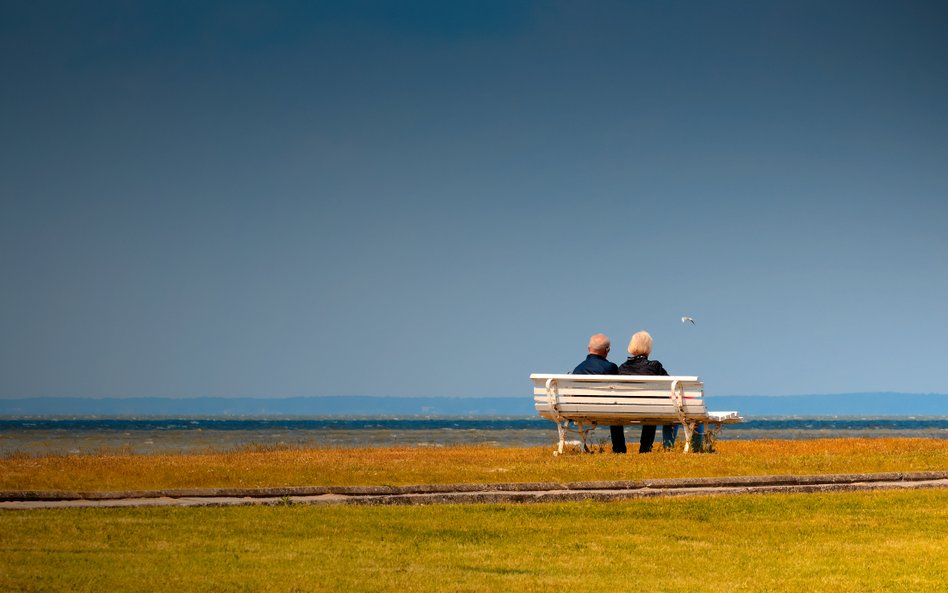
top-left (1, 471), bottom-right (946, 503)
top-left (2, 478), bottom-right (947, 510)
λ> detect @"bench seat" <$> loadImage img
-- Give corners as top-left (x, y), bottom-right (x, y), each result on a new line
top-left (531, 374), bottom-right (743, 454)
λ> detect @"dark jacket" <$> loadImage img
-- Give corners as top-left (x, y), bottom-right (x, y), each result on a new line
top-left (617, 355), bottom-right (668, 376)
top-left (572, 354), bottom-right (619, 375)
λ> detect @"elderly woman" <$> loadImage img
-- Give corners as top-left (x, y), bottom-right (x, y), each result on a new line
top-left (618, 331), bottom-right (678, 453)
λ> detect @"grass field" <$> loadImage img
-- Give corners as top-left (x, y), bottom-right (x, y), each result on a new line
top-left (1, 488), bottom-right (946, 592)
top-left (3, 439), bottom-right (946, 592)
top-left (2, 438), bottom-right (946, 491)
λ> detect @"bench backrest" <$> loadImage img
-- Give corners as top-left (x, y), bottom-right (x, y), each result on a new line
top-left (530, 374), bottom-right (707, 425)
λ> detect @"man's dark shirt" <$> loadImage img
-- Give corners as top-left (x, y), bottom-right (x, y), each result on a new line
top-left (573, 352), bottom-right (622, 451)
top-left (572, 354), bottom-right (619, 375)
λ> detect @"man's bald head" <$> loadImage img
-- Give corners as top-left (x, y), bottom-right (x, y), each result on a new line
top-left (587, 333), bottom-right (611, 356)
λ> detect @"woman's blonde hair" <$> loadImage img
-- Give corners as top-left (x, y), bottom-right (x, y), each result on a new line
top-left (628, 331), bottom-right (652, 356)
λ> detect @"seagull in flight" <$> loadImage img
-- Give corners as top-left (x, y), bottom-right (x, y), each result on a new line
top-left (681, 316), bottom-right (695, 325)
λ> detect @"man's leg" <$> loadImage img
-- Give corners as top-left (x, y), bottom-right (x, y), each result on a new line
top-left (639, 425), bottom-right (656, 453)
top-left (661, 424), bottom-right (678, 450)
top-left (609, 425), bottom-right (627, 453)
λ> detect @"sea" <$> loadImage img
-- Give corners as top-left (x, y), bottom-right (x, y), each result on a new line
top-left (1, 417), bottom-right (946, 456)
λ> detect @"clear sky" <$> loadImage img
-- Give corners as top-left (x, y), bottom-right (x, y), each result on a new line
top-left (2, 1), bottom-right (946, 399)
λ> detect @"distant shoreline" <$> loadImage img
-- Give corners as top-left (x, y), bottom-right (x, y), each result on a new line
top-left (1, 393), bottom-right (946, 417)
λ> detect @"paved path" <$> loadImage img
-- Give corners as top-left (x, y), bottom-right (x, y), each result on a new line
top-left (2, 471), bottom-right (946, 510)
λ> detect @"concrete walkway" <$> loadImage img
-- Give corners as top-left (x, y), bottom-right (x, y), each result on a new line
top-left (2, 471), bottom-right (946, 510)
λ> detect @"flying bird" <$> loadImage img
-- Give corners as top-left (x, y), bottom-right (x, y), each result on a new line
top-left (681, 316), bottom-right (695, 325)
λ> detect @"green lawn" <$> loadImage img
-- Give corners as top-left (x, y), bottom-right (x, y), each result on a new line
top-left (2, 489), bottom-right (946, 592)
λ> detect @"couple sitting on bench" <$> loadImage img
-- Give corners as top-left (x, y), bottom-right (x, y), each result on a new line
top-left (573, 331), bottom-right (676, 454)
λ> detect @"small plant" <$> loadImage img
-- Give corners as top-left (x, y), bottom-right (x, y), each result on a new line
top-left (586, 438), bottom-right (611, 454)
top-left (702, 433), bottom-right (718, 454)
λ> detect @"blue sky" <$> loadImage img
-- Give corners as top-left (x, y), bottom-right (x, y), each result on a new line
top-left (1, 1), bottom-right (947, 399)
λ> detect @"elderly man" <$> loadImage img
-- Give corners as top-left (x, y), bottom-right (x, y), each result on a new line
top-left (572, 333), bottom-right (626, 453)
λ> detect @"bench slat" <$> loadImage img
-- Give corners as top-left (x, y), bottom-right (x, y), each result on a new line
top-left (534, 395), bottom-right (704, 407)
top-left (530, 374), bottom-right (700, 382)
top-left (533, 387), bottom-right (703, 398)
top-left (536, 403), bottom-right (706, 415)
top-left (537, 412), bottom-right (742, 426)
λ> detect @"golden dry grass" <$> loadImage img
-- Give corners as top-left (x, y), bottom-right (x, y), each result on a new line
top-left (2, 438), bottom-right (946, 491)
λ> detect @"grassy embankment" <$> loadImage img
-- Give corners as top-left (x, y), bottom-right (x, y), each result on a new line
top-left (1, 489), bottom-right (946, 592)
top-left (2, 438), bottom-right (946, 491)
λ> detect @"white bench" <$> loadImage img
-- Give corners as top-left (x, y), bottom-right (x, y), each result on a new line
top-left (530, 374), bottom-right (743, 454)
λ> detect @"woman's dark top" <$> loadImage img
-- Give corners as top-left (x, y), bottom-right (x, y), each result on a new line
top-left (617, 355), bottom-right (668, 376)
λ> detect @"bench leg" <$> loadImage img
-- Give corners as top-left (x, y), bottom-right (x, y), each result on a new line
top-left (681, 421), bottom-right (697, 453)
top-left (555, 421), bottom-right (567, 456)
top-left (553, 421), bottom-right (597, 455)
top-left (578, 422), bottom-right (591, 453)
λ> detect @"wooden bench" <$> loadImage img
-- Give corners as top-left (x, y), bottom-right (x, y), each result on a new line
top-left (530, 374), bottom-right (743, 454)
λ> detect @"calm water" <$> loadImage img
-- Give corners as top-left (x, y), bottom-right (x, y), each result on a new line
top-left (1, 417), bottom-right (946, 456)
